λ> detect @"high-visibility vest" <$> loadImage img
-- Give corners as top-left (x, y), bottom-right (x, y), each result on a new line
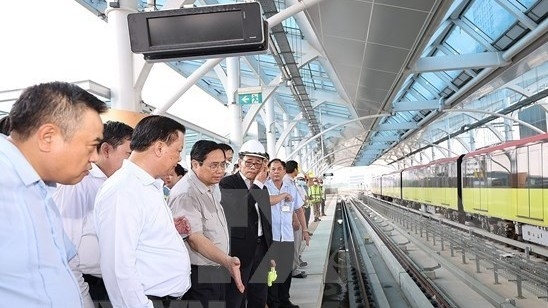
top-left (308, 185), bottom-right (322, 203)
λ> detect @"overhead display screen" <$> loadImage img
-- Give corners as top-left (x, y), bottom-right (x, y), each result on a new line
top-left (147, 11), bottom-right (244, 46)
top-left (128, 2), bottom-right (268, 61)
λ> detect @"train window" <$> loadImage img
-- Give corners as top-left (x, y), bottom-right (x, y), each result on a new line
top-left (485, 157), bottom-right (492, 189)
top-left (490, 153), bottom-right (511, 187)
top-left (528, 144), bottom-right (542, 188)
top-left (442, 163), bottom-right (449, 187)
top-left (470, 156), bottom-right (488, 188)
top-left (449, 163), bottom-right (457, 187)
top-left (462, 158), bottom-right (475, 188)
top-left (516, 147), bottom-right (528, 188)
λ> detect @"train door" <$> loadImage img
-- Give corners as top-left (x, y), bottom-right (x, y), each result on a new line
top-left (527, 143), bottom-right (543, 220)
top-left (463, 157), bottom-right (481, 211)
top-left (490, 152), bottom-right (512, 217)
top-left (516, 147), bottom-right (529, 217)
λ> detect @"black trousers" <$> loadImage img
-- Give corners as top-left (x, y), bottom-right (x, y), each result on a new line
top-left (304, 207), bottom-right (311, 228)
top-left (226, 236), bottom-right (269, 308)
top-left (183, 265), bottom-right (229, 308)
top-left (266, 241), bottom-right (295, 308)
top-left (83, 274), bottom-right (109, 301)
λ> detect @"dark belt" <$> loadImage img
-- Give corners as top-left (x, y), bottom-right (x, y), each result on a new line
top-left (147, 295), bottom-right (183, 301)
top-left (256, 235), bottom-right (265, 244)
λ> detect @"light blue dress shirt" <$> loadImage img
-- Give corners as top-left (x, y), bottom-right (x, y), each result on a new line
top-left (0, 136), bottom-right (82, 307)
top-left (265, 175), bottom-right (304, 242)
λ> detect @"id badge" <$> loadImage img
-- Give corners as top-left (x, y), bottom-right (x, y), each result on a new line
top-left (282, 204), bottom-right (291, 212)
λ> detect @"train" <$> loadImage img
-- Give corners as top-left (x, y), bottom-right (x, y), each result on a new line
top-left (370, 132), bottom-right (548, 247)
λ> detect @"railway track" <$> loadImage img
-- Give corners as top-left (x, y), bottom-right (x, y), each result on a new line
top-left (356, 195), bottom-right (548, 304)
top-left (343, 198), bottom-right (456, 307)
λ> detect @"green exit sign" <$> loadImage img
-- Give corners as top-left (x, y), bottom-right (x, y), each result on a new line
top-left (238, 92), bottom-right (262, 105)
top-left (237, 87), bottom-right (263, 105)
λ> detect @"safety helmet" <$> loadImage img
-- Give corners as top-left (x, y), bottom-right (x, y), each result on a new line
top-left (239, 139), bottom-right (267, 160)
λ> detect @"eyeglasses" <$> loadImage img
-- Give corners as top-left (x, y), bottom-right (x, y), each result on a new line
top-left (202, 162), bottom-right (229, 171)
top-left (243, 160), bottom-right (263, 168)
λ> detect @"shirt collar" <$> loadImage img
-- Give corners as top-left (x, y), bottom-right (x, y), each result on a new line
top-left (89, 163), bottom-right (107, 179)
top-left (188, 169), bottom-right (215, 194)
top-left (283, 174), bottom-right (294, 184)
top-left (123, 160), bottom-right (164, 190)
top-left (0, 135), bottom-right (42, 187)
top-left (238, 172), bottom-right (251, 188)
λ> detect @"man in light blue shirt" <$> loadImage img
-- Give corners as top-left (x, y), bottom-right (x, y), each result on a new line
top-left (265, 159), bottom-right (309, 308)
top-left (0, 82), bottom-right (107, 307)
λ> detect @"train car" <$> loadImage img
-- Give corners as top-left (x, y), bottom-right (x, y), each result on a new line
top-left (370, 175), bottom-right (382, 197)
top-left (401, 156), bottom-right (462, 215)
top-left (382, 171), bottom-right (402, 201)
top-left (462, 133), bottom-right (548, 244)
top-left (376, 132), bottom-right (548, 246)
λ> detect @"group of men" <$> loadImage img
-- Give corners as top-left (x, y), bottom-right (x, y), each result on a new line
top-left (0, 81), bottom-right (322, 308)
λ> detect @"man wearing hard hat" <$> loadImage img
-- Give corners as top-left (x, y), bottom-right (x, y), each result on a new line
top-left (220, 139), bottom-right (273, 308)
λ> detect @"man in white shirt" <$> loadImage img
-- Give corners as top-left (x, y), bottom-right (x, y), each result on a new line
top-left (53, 120), bottom-right (133, 308)
top-left (95, 115), bottom-right (191, 308)
top-left (285, 160), bottom-right (310, 278)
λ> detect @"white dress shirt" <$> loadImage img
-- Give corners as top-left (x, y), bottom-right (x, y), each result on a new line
top-left (95, 160), bottom-right (191, 308)
top-left (53, 163), bottom-right (106, 308)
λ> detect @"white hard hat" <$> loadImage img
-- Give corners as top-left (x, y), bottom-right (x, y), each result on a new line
top-left (239, 139), bottom-right (267, 160)
top-left (296, 173), bottom-right (306, 179)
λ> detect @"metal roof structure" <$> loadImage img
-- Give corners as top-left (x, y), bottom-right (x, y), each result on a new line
top-left (64, 0), bottom-right (548, 172)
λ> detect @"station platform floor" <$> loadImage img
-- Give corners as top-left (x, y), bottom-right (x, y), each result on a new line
top-left (289, 195), bottom-right (337, 308)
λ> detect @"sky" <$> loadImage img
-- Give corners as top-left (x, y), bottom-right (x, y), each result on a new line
top-left (0, 0), bottom-right (228, 136)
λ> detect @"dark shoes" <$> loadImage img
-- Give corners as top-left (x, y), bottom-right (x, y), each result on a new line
top-left (292, 271), bottom-right (307, 278)
top-left (298, 256), bottom-right (307, 267)
top-left (313, 218), bottom-right (321, 222)
top-left (280, 302), bottom-right (299, 308)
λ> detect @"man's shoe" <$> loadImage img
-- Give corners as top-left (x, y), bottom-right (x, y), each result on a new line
top-left (292, 272), bottom-right (307, 278)
top-left (280, 302), bottom-right (299, 308)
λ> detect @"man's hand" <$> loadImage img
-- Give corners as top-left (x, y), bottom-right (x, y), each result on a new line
top-left (255, 161), bottom-right (268, 183)
top-left (283, 192), bottom-right (293, 202)
top-left (174, 216), bottom-right (191, 235)
top-left (303, 230), bottom-right (311, 246)
top-left (225, 256), bottom-right (245, 293)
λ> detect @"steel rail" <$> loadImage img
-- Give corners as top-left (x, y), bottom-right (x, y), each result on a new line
top-left (348, 198), bottom-right (456, 308)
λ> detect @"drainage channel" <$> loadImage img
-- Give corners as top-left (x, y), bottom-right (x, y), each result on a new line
top-left (321, 199), bottom-right (374, 307)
